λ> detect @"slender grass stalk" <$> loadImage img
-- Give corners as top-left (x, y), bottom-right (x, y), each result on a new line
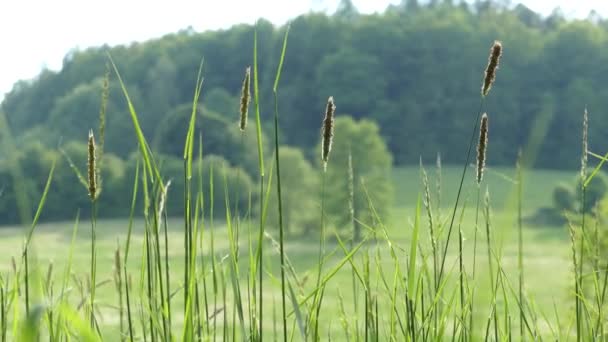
top-left (576, 107), bottom-right (589, 342)
top-left (484, 188), bottom-right (499, 342)
top-left (568, 220), bottom-right (580, 342)
top-left (347, 149), bottom-right (361, 339)
top-left (191, 195), bottom-right (202, 341)
top-left (252, 25), bottom-right (267, 341)
top-left (1, 274), bottom-right (5, 342)
top-left (437, 101), bottom-right (483, 285)
top-left (438, 40), bottom-right (502, 288)
top-left (469, 184), bottom-right (482, 337)
top-left (121, 159), bottom-right (139, 342)
top-left (113, 245), bottom-right (124, 341)
top-left (592, 218), bottom-right (601, 339)
top-left (47, 273), bottom-right (55, 342)
top-left (162, 196), bottom-right (172, 339)
top-left (220, 264), bottom-right (227, 342)
top-left (596, 253), bottom-right (608, 336)
top-left (124, 272), bottom-right (134, 341)
top-left (140, 163), bottom-right (157, 342)
top-left (20, 146), bottom-right (55, 323)
top-left (153, 182), bottom-right (169, 341)
top-left (436, 153), bottom-right (442, 218)
top-left (420, 162), bottom-right (440, 337)
top-left (182, 58), bottom-right (205, 341)
top-left (421, 164), bottom-right (437, 290)
top-left (146, 238), bottom-right (157, 340)
top-left (24, 250), bottom-right (30, 319)
top-left (311, 96), bottom-right (336, 338)
top-left (516, 150), bottom-right (525, 340)
top-left (311, 171), bottom-right (327, 339)
top-left (208, 163), bottom-right (220, 342)
top-left (272, 23), bottom-right (290, 342)
top-left (457, 204), bottom-right (467, 340)
top-left (196, 134), bottom-right (211, 339)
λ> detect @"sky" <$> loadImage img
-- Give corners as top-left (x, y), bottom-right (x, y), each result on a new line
top-left (1, 0), bottom-right (607, 101)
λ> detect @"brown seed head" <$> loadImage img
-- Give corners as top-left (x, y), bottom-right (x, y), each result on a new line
top-left (477, 113), bottom-right (489, 184)
top-left (321, 96), bottom-right (336, 171)
top-left (481, 40), bottom-right (502, 97)
top-left (239, 67), bottom-right (251, 131)
top-left (88, 130), bottom-right (98, 200)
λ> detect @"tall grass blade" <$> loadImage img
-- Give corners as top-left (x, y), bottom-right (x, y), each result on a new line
top-left (272, 22), bottom-right (290, 342)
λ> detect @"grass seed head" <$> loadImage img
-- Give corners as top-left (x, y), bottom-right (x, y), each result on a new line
top-left (477, 113), bottom-right (489, 184)
top-left (420, 161), bottom-right (436, 246)
top-left (347, 150), bottom-right (354, 219)
top-left (114, 247), bottom-right (122, 285)
top-left (10, 257), bottom-right (16, 275)
top-left (239, 66), bottom-right (251, 131)
top-left (321, 96), bottom-right (336, 171)
top-left (482, 40), bottom-right (502, 97)
top-left (88, 129), bottom-right (98, 201)
top-left (45, 262), bottom-right (54, 288)
top-left (158, 180), bottom-right (171, 225)
top-left (581, 107), bottom-right (588, 182)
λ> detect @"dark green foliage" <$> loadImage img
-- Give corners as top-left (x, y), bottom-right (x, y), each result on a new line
top-left (266, 146), bottom-right (319, 235)
top-left (152, 104), bottom-right (266, 177)
top-left (2, 3), bottom-right (608, 169)
top-left (0, 139), bottom-right (255, 223)
top-left (553, 182), bottom-right (575, 212)
top-left (0, 141), bottom-right (128, 223)
top-left (123, 154), bottom-right (254, 219)
top-left (529, 173), bottom-right (608, 227)
top-left (577, 172), bottom-right (608, 213)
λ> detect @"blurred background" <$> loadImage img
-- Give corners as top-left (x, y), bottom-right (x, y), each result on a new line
top-left (1, 1), bottom-right (608, 339)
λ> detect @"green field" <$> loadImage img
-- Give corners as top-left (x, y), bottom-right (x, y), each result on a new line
top-left (0, 166), bottom-right (579, 340)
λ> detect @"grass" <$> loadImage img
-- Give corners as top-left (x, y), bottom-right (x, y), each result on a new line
top-left (0, 166), bottom-right (576, 340)
top-left (0, 33), bottom-right (600, 341)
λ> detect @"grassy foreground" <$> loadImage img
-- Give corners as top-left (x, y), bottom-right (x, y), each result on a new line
top-left (0, 166), bottom-right (576, 340)
top-left (0, 33), bottom-right (600, 342)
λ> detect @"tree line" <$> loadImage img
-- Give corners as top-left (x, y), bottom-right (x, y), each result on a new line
top-left (1, 0), bottom-right (607, 223)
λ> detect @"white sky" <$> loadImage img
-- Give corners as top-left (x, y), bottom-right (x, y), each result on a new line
top-left (1, 0), bottom-right (607, 101)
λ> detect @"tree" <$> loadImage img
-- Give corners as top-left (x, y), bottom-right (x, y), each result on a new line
top-left (6, 3), bottom-right (608, 173)
top-left (403, 0), bottom-right (419, 11)
top-left (335, 0), bottom-right (359, 20)
top-left (577, 173), bottom-right (608, 213)
top-left (315, 49), bottom-right (386, 120)
top-left (321, 116), bottom-right (393, 241)
top-left (152, 104), bottom-right (266, 177)
top-left (553, 183), bottom-right (575, 212)
top-left (266, 146), bottom-right (319, 236)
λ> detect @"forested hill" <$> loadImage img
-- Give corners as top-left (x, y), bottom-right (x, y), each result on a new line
top-left (2, 0), bottom-right (608, 169)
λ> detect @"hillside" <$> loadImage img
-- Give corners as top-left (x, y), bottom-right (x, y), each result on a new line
top-left (2, 2), bottom-right (608, 170)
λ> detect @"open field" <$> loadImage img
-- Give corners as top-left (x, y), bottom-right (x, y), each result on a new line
top-left (0, 166), bottom-right (579, 340)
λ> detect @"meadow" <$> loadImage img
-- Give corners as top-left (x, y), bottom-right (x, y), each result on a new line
top-left (0, 166), bottom-right (579, 340)
top-left (0, 21), bottom-right (602, 342)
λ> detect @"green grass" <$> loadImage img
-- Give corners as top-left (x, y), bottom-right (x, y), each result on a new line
top-left (0, 34), bottom-right (596, 341)
top-left (0, 166), bottom-right (576, 340)
top-left (0, 31), bottom-right (608, 342)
